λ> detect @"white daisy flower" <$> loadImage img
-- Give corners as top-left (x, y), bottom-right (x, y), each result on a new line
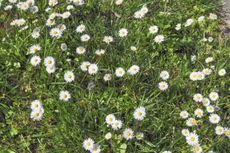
top-left (76, 24), bottom-right (86, 33)
top-left (186, 132), bottom-right (199, 146)
top-left (76, 46), bottom-right (86, 54)
top-left (44, 56), bottom-right (55, 67)
top-left (103, 73), bottom-right (112, 81)
top-left (218, 69), bottom-right (226, 76)
top-left (193, 93), bottom-right (203, 102)
top-left (133, 106), bottom-right (146, 121)
top-left (81, 34), bottom-right (90, 42)
top-left (59, 90), bottom-right (71, 102)
top-left (111, 120), bottom-right (123, 130)
top-left (189, 72), bottom-right (198, 81)
top-left (130, 46), bottom-right (137, 51)
top-left (181, 129), bottom-right (190, 137)
top-left (162, 151), bottom-right (172, 153)
top-left (154, 35), bottom-right (164, 44)
top-left (194, 108), bottom-right (203, 118)
top-left (115, 67), bottom-right (125, 77)
top-left (46, 65), bottom-right (56, 74)
top-left (29, 44), bottom-right (41, 54)
top-left (185, 18), bottom-right (193, 27)
top-left (202, 98), bottom-right (210, 106)
top-left (197, 72), bottom-right (205, 80)
top-left (186, 118), bottom-right (197, 127)
top-left (215, 126), bottom-right (224, 135)
top-left (209, 114), bottom-right (220, 124)
top-left (80, 61), bottom-right (91, 72)
top-left (90, 144), bottom-right (101, 153)
top-left (103, 36), bottom-right (113, 44)
top-left (61, 43), bottom-right (68, 51)
top-left (118, 28), bottom-right (128, 37)
top-left (202, 68), bottom-right (212, 76)
top-left (175, 23), bottom-right (181, 30)
top-left (83, 138), bottom-right (94, 151)
top-left (30, 109), bottom-right (43, 121)
top-left (123, 128), bottom-right (134, 140)
top-left (180, 110), bottom-right (189, 119)
top-left (209, 13), bottom-right (217, 20)
top-left (206, 105), bottom-right (215, 113)
top-left (31, 100), bottom-right (42, 111)
top-left (50, 28), bottom-right (62, 38)
top-left (149, 25), bottom-right (158, 34)
top-left (127, 65), bottom-right (140, 75)
top-left (62, 11), bottom-right (71, 19)
top-left (136, 132), bottom-right (144, 140)
top-left (49, 0), bottom-right (58, 7)
top-left (105, 132), bottom-right (112, 140)
top-left (64, 71), bottom-right (75, 83)
top-left (105, 114), bottom-right (116, 125)
top-left (205, 57), bottom-right (214, 63)
top-left (160, 70), bottom-right (169, 80)
top-left (191, 145), bottom-right (202, 153)
top-left (88, 64), bottom-right (98, 75)
top-left (115, 0), bottom-right (123, 5)
top-left (158, 81), bottom-right (168, 91)
top-left (198, 16), bottom-right (205, 22)
top-left (30, 55), bottom-right (41, 66)
top-left (209, 92), bottom-right (219, 101)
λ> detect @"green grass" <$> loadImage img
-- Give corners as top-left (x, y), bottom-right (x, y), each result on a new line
top-left (0, 0), bottom-right (229, 153)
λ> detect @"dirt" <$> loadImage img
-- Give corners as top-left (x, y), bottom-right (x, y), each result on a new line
top-left (221, 0), bottom-right (230, 35)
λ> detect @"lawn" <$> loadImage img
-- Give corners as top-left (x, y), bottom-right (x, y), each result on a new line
top-left (0, 0), bottom-right (229, 153)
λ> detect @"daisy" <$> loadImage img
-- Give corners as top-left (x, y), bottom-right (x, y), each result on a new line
top-left (62, 11), bottom-right (71, 19)
top-left (105, 114), bottom-right (116, 125)
top-left (46, 19), bottom-right (56, 27)
top-left (136, 132), bottom-right (144, 140)
top-left (189, 72), bottom-right (198, 81)
top-left (158, 81), bottom-right (168, 91)
top-left (215, 126), bottom-right (224, 135)
top-left (194, 108), bottom-right (203, 118)
top-left (76, 46), bottom-right (86, 54)
top-left (193, 93), bottom-right (203, 102)
top-left (224, 128), bottom-right (230, 138)
top-left (64, 71), bottom-right (75, 83)
top-left (49, 0), bottom-right (58, 6)
top-left (130, 46), bottom-right (137, 51)
top-left (118, 28), bottom-right (128, 37)
top-left (46, 66), bottom-right (56, 74)
top-left (127, 65), bottom-right (140, 75)
top-left (105, 132), bottom-right (112, 140)
top-left (115, 0), bottom-right (123, 5)
top-left (191, 145), bottom-right (202, 153)
top-left (88, 64), bottom-right (98, 75)
top-left (154, 35), bottom-right (164, 44)
top-left (180, 110), bottom-right (189, 119)
top-left (30, 110), bottom-right (43, 121)
top-left (30, 55), bottom-right (41, 66)
top-left (198, 16), bottom-right (205, 22)
top-left (83, 138), bottom-right (94, 151)
top-left (162, 151), bottom-right (172, 153)
top-left (111, 120), bottom-right (123, 130)
top-left (209, 92), bottom-right (219, 101)
top-left (185, 18), bottom-right (193, 27)
top-left (50, 28), bottom-right (62, 38)
top-left (181, 129), bottom-right (190, 137)
top-left (59, 90), bottom-right (71, 102)
top-left (160, 70), bottom-right (169, 80)
top-left (186, 132), bottom-right (199, 146)
top-left (206, 105), bottom-right (215, 113)
top-left (29, 44), bottom-right (41, 54)
top-left (218, 69), bottom-right (226, 76)
top-left (81, 34), bottom-right (90, 42)
top-left (202, 98), bottom-right (210, 106)
top-left (103, 73), bottom-right (112, 81)
top-left (149, 25), bottom-right (158, 34)
top-left (90, 144), bottom-right (101, 153)
top-left (175, 23), bottom-right (181, 30)
top-left (80, 61), bottom-right (91, 72)
top-left (103, 36), bottom-right (113, 44)
top-left (186, 118), bottom-right (197, 127)
top-left (197, 72), bottom-right (205, 80)
top-left (44, 56), bottom-right (55, 67)
top-left (61, 43), bottom-right (68, 51)
top-left (123, 128), bottom-right (134, 140)
top-left (115, 67), bottom-right (125, 77)
top-left (133, 106), bottom-right (146, 121)
top-left (95, 49), bottom-right (105, 56)
top-left (202, 68), bottom-right (212, 76)
top-left (209, 114), bottom-right (220, 124)
top-left (205, 57), bottom-right (214, 63)
top-left (31, 100), bottom-right (42, 110)
top-left (76, 24), bottom-right (86, 33)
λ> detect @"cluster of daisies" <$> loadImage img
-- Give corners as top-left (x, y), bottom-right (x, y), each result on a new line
top-left (189, 57), bottom-right (226, 81)
top-left (30, 100), bottom-right (44, 121)
top-left (180, 91), bottom-right (229, 153)
top-left (158, 70), bottom-right (169, 91)
top-left (83, 107), bottom-right (146, 152)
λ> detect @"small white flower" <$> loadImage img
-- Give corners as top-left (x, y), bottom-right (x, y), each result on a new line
top-left (130, 46), bottom-right (137, 51)
top-left (105, 114), bottom-right (116, 125)
top-left (181, 129), bottom-right (190, 137)
top-left (197, 72), bottom-right (205, 80)
top-left (103, 73), bottom-right (112, 81)
top-left (136, 132), bottom-right (144, 140)
top-left (31, 100), bottom-right (42, 111)
top-left (76, 24), bottom-right (86, 33)
top-left (186, 118), bottom-right (197, 127)
top-left (105, 132), bottom-right (112, 140)
top-left (149, 25), bottom-right (158, 34)
top-left (115, 67), bottom-right (125, 77)
top-left (209, 13), bottom-right (217, 20)
top-left (127, 65), bottom-right (140, 75)
top-left (83, 138), bottom-right (94, 151)
top-left (115, 0), bottom-right (123, 5)
top-left (29, 44), bottom-right (41, 54)
top-left (50, 28), bottom-right (62, 38)
top-left (81, 34), bottom-right (90, 42)
top-left (193, 93), bottom-right (203, 102)
top-left (90, 144), bottom-right (101, 153)
top-left (76, 46), bottom-right (86, 54)
top-left (95, 49), bottom-right (105, 56)
top-left (194, 108), bottom-right (203, 118)
top-left (62, 11), bottom-right (71, 19)
top-left (209, 92), bottom-right (219, 101)
top-left (111, 120), bottom-right (123, 130)
top-left (209, 114), bottom-right (220, 124)
top-left (218, 69), bottom-right (226, 76)
top-left (160, 70), bottom-right (169, 80)
top-left (202, 68), bottom-right (212, 76)
top-left (154, 35), bottom-right (164, 44)
top-left (198, 16), bottom-right (205, 22)
top-left (189, 72), bottom-right (198, 81)
top-left (186, 132), bottom-right (199, 146)
top-left (103, 36), bottom-right (113, 44)
top-left (185, 18), bottom-right (193, 27)
top-left (80, 61), bottom-right (91, 72)
top-left (118, 28), bottom-right (128, 37)
top-left (61, 43), bottom-right (68, 51)
top-left (30, 55), bottom-right (41, 66)
top-left (133, 106), bottom-right (146, 121)
top-left (59, 90), bottom-right (71, 102)
top-left (215, 126), bottom-right (224, 135)
top-left (46, 66), bottom-right (56, 74)
top-left (158, 81), bottom-right (168, 91)
top-left (202, 98), bottom-right (210, 106)
top-left (88, 64), bottom-right (99, 75)
top-left (191, 145), bottom-right (202, 153)
top-left (162, 151), bottom-right (172, 153)
top-left (30, 109), bottom-right (44, 121)
top-left (206, 105), bottom-right (215, 113)
top-left (44, 56), bottom-right (55, 67)
top-left (64, 71), bottom-right (75, 83)
top-left (123, 128), bottom-right (134, 140)
top-left (175, 23), bottom-right (181, 30)
top-left (205, 57), bottom-right (214, 63)
top-left (180, 110), bottom-right (189, 119)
